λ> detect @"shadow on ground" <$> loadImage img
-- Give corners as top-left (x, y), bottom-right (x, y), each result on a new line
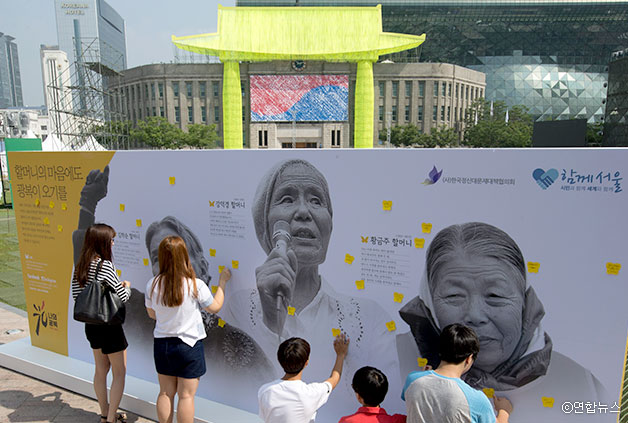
top-left (0, 389), bottom-right (143, 422)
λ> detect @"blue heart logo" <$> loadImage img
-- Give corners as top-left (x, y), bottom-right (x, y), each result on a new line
top-left (532, 168), bottom-right (559, 190)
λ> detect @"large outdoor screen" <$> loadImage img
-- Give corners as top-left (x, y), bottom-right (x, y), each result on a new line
top-left (250, 75), bottom-right (349, 122)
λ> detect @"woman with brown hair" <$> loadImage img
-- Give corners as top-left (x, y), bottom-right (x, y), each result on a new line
top-left (72, 223), bottom-right (132, 423)
top-left (145, 235), bottom-right (231, 423)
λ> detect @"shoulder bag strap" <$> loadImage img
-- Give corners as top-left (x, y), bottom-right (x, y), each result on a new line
top-left (91, 259), bottom-right (104, 284)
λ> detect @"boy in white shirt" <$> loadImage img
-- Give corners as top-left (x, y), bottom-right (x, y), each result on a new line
top-left (258, 334), bottom-right (350, 423)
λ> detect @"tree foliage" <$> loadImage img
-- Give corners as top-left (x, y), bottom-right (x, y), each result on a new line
top-left (462, 99), bottom-right (533, 148)
top-left (129, 117), bottom-right (219, 149)
top-left (379, 124), bottom-right (459, 148)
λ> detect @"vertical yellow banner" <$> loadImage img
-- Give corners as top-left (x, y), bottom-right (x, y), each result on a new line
top-left (8, 151), bottom-right (115, 355)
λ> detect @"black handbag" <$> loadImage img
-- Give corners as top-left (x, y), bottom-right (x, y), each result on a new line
top-left (73, 260), bottom-right (126, 325)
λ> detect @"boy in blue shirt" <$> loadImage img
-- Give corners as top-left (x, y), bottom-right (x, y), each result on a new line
top-left (402, 324), bottom-right (512, 423)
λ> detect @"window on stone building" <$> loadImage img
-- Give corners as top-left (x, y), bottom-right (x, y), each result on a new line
top-left (331, 129), bottom-right (341, 147)
top-left (258, 130), bottom-right (268, 148)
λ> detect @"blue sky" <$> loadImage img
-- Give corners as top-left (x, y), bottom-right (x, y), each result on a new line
top-left (3, 0), bottom-right (235, 106)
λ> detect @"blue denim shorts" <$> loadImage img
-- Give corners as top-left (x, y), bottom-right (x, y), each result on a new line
top-left (154, 337), bottom-right (206, 379)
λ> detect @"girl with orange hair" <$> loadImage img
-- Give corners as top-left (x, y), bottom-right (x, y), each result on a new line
top-left (145, 235), bottom-right (231, 423)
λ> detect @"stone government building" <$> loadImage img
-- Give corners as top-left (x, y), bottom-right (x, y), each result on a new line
top-left (108, 61), bottom-right (485, 148)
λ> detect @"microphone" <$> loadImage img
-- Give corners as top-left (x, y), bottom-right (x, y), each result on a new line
top-left (272, 221), bottom-right (292, 339)
top-left (272, 220), bottom-right (292, 254)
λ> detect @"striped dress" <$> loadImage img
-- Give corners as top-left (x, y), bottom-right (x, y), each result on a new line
top-left (72, 259), bottom-right (130, 303)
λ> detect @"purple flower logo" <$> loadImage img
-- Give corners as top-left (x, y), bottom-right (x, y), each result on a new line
top-left (422, 166), bottom-right (443, 186)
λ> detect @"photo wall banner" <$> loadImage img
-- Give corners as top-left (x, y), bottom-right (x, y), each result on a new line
top-left (9, 148), bottom-right (628, 423)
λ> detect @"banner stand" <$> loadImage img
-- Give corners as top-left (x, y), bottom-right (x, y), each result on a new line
top-left (0, 338), bottom-right (260, 423)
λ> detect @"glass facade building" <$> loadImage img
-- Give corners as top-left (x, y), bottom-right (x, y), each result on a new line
top-left (0, 32), bottom-right (23, 108)
top-left (55, 0), bottom-right (126, 73)
top-left (237, 0), bottom-right (628, 122)
top-left (603, 51), bottom-right (628, 146)
top-left (54, 0), bottom-right (127, 113)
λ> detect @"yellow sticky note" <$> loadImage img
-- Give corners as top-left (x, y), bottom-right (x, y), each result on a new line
top-left (607, 262), bottom-right (621, 275)
top-left (136, 219), bottom-right (142, 227)
top-left (209, 200), bottom-right (215, 207)
top-left (382, 200), bottom-right (392, 211)
top-left (541, 397), bottom-right (554, 408)
top-left (218, 318), bottom-right (226, 328)
top-left (345, 254), bottom-right (354, 265)
top-left (49, 201), bottom-right (55, 209)
top-left (332, 328), bottom-right (341, 337)
top-left (43, 217), bottom-right (49, 225)
top-left (287, 306), bottom-right (296, 316)
top-left (414, 238), bottom-right (425, 248)
top-left (143, 258), bottom-right (149, 266)
top-left (209, 248), bottom-right (216, 257)
top-left (231, 260), bottom-right (239, 269)
top-left (421, 222), bottom-right (432, 234)
top-left (116, 269), bottom-right (122, 277)
top-left (169, 176), bottom-right (175, 185)
top-left (361, 236), bottom-right (369, 243)
top-left (61, 203), bottom-right (67, 211)
top-left (218, 265), bottom-right (225, 273)
top-left (119, 204), bottom-right (125, 212)
top-left (483, 388), bottom-right (495, 399)
top-left (417, 357), bottom-right (428, 367)
top-left (211, 285), bottom-right (218, 294)
top-left (393, 292), bottom-right (404, 303)
top-left (355, 280), bottom-right (365, 290)
top-left (527, 262), bottom-right (540, 273)
top-left (57, 225), bottom-right (63, 232)
top-left (386, 320), bottom-right (396, 332)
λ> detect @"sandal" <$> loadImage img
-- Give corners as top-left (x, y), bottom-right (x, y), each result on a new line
top-left (116, 412), bottom-right (128, 423)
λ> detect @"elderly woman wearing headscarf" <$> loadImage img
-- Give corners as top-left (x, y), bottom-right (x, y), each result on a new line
top-left (397, 222), bottom-right (609, 423)
top-left (222, 159), bottom-right (402, 419)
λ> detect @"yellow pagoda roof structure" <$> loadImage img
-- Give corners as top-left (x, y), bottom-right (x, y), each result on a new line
top-left (172, 5), bottom-right (425, 62)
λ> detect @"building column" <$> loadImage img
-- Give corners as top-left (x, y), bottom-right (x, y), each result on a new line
top-left (354, 61), bottom-right (375, 148)
top-left (222, 61), bottom-right (243, 149)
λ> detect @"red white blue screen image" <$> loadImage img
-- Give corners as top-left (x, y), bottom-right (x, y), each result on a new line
top-left (250, 75), bottom-right (349, 122)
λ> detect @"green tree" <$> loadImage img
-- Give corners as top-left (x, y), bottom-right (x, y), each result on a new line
top-left (129, 117), bottom-right (219, 149)
top-left (586, 122), bottom-right (604, 146)
top-left (463, 99), bottom-right (532, 148)
top-left (379, 124), bottom-right (459, 148)
top-left (185, 124), bottom-right (220, 149)
top-left (429, 125), bottom-right (458, 148)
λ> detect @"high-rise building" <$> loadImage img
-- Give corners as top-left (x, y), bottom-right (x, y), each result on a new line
top-left (237, 0), bottom-right (628, 123)
top-left (603, 48), bottom-right (628, 146)
top-left (54, 0), bottom-right (127, 113)
top-left (40, 45), bottom-right (73, 137)
top-left (0, 32), bottom-right (23, 108)
top-left (55, 0), bottom-right (127, 73)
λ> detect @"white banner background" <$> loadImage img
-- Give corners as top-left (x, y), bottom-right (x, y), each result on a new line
top-left (65, 149), bottom-right (627, 423)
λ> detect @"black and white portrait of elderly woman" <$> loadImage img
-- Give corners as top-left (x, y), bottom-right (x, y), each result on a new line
top-left (397, 222), bottom-right (609, 422)
top-left (72, 166), bottom-right (274, 411)
top-left (222, 158), bottom-right (401, 416)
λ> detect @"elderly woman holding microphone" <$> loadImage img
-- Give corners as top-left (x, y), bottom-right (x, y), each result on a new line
top-left (222, 158), bottom-right (401, 420)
